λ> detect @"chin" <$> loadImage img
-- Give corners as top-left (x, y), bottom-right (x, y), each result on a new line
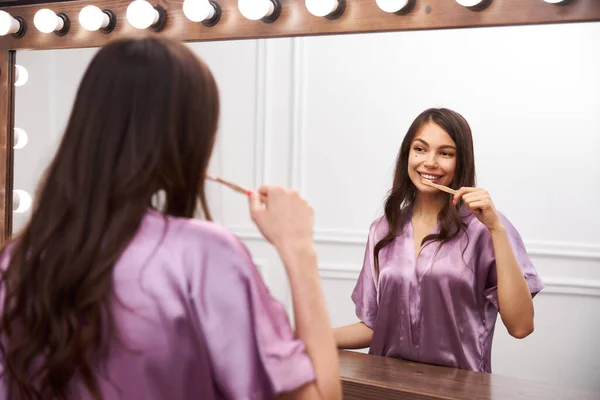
top-left (416, 184), bottom-right (440, 195)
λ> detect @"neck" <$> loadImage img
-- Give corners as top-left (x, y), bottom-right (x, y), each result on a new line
top-left (412, 193), bottom-right (446, 222)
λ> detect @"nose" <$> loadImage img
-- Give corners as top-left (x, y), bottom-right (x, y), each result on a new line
top-left (423, 153), bottom-right (438, 169)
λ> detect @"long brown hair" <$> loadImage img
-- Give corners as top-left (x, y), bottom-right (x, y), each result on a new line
top-left (0, 36), bottom-right (220, 399)
top-left (373, 108), bottom-right (476, 277)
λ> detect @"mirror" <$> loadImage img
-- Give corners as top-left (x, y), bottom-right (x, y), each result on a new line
top-left (13, 21), bottom-right (600, 394)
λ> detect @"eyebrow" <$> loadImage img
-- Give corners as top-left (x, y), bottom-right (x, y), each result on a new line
top-left (413, 138), bottom-right (456, 150)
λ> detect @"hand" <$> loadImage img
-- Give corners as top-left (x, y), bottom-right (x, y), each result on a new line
top-left (453, 187), bottom-right (504, 232)
top-left (248, 185), bottom-right (314, 253)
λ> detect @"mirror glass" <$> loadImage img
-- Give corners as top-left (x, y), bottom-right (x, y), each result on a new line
top-left (13, 21), bottom-right (600, 393)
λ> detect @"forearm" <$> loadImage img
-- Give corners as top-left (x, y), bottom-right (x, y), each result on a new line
top-left (280, 244), bottom-right (341, 400)
top-left (334, 323), bottom-right (373, 349)
top-left (490, 225), bottom-right (535, 338)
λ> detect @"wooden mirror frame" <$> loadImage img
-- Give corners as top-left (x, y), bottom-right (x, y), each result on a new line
top-left (0, 0), bottom-right (599, 242)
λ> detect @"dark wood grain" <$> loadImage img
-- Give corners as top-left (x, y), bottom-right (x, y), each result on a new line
top-left (0, 0), bottom-right (599, 51)
top-left (0, 50), bottom-right (14, 244)
top-left (339, 350), bottom-right (599, 400)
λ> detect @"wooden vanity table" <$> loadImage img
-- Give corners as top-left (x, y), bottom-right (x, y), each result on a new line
top-left (339, 350), bottom-right (598, 400)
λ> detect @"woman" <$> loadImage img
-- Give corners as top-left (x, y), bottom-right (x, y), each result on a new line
top-left (0, 37), bottom-right (341, 400)
top-left (334, 108), bottom-right (544, 373)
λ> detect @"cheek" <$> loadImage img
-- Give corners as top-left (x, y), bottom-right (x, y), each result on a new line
top-left (407, 153), bottom-right (422, 169)
top-left (440, 159), bottom-right (457, 176)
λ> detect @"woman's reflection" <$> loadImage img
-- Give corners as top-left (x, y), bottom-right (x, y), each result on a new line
top-left (334, 108), bottom-right (544, 373)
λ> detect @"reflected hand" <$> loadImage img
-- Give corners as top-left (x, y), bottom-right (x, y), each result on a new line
top-left (453, 187), bottom-right (504, 232)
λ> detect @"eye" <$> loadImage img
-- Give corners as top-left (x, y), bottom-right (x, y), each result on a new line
top-left (413, 146), bottom-right (425, 152)
top-left (441, 151), bottom-right (455, 157)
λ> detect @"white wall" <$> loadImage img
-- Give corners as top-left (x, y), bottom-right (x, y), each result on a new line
top-left (13, 21), bottom-right (600, 394)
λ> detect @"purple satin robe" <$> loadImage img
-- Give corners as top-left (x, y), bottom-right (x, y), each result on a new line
top-left (352, 206), bottom-right (544, 373)
top-left (1, 210), bottom-right (315, 399)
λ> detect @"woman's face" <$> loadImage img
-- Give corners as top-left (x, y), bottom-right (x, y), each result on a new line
top-left (407, 122), bottom-right (457, 195)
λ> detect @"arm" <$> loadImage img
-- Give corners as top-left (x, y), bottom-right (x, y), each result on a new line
top-left (455, 187), bottom-right (542, 340)
top-left (276, 244), bottom-right (341, 400)
top-left (334, 322), bottom-right (373, 349)
top-left (249, 187), bottom-right (341, 400)
top-left (489, 224), bottom-right (535, 339)
top-left (334, 219), bottom-right (380, 350)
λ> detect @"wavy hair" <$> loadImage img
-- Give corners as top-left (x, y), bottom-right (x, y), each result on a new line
top-left (0, 36), bottom-right (220, 399)
top-left (373, 108), bottom-right (476, 278)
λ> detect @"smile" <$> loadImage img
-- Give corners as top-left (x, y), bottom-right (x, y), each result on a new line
top-left (418, 172), bottom-right (443, 181)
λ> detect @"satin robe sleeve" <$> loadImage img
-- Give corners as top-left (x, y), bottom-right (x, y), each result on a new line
top-left (351, 219), bottom-right (381, 329)
top-left (188, 235), bottom-right (316, 398)
top-left (480, 213), bottom-right (545, 310)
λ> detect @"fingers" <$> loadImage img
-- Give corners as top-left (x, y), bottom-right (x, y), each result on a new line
top-left (248, 191), bottom-right (264, 221)
top-left (256, 185), bottom-right (274, 199)
top-left (256, 185), bottom-right (303, 202)
top-left (453, 187), bottom-right (488, 205)
top-left (466, 200), bottom-right (488, 210)
top-left (453, 187), bottom-right (475, 204)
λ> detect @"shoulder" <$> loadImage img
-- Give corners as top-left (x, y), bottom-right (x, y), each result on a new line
top-left (368, 215), bottom-right (389, 242)
top-left (179, 218), bottom-right (245, 252)
top-left (0, 239), bottom-right (18, 272)
top-left (143, 209), bottom-right (251, 266)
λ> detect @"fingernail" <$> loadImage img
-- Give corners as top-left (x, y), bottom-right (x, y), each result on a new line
top-left (452, 200), bottom-right (456, 206)
top-left (246, 190), bottom-right (253, 197)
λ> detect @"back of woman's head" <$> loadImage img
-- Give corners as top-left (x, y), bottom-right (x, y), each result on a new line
top-left (0, 36), bottom-right (219, 399)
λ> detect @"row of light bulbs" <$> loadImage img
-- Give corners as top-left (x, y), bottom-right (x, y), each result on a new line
top-left (0, 0), bottom-right (571, 36)
top-left (13, 127), bottom-right (30, 212)
top-left (13, 68), bottom-right (30, 213)
top-left (11, 65), bottom-right (32, 214)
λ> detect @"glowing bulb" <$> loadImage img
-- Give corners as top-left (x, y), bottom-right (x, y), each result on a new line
top-left (306, 0), bottom-right (343, 18)
top-left (14, 65), bottom-right (28, 87)
top-left (79, 6), bottom-right (111, 31)
top-left (455, 0), bottom-right (489, 7)
top-left (126, 0), bottom-right (163, 30)
top-left (0, 11), bottom-right (22, 36)
top-left (376, 0), bottom-right (411, 13)
top-left (183, 0), bottom-right (218, 23)
top-left (34, 9), bottom-right (65, 33)
top-left (238, 0), bottom-right (276, 21)
top-left (13, 189), bottom-right (32, 213)
top-left (13, 128), bottom-right (28, 150)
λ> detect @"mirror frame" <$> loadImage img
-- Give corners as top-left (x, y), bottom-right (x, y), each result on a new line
top-left (0, 0), bottom-right (599, 242)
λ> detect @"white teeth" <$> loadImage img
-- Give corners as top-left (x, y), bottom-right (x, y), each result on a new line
top-left (419, 173), bottom-right (441, 180)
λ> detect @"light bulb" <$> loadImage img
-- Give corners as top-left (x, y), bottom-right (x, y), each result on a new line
top-left (13, 189), bottom-right (32, 213)
top-left (0, 11), bottom-right (23, 36)
top-left (376, 0), bottom-right (411, 13)
top-left (306, 0), bottom-right (344, 18)
top-left (455, 0), bottom-right (490, 7)
top-left (183, 0), bottom-right (220, 25)
top-left (14, 65), bottom-right (28, 87)
top-left (238, 0), bottom-right (278, 21)
top-left (79, 6), bottom-right (114, 32)
top-left (126, 0), bottom-right (164, 30)
top-left (34, 9), bottom-right (65, 33)
top-left (13, 127), bottom-right (28, 150)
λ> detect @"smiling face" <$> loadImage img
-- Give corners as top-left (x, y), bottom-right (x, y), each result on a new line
top-left (408, 122), bottom-right (457, 195)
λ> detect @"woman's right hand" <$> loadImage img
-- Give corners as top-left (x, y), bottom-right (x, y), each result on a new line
top-left (249, 185), bottom-right (342, 400)
top-left (248, 185), bottom-right (314, 255)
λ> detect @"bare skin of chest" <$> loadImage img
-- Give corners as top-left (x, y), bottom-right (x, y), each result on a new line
top-left (411, 217), bottom-right (437, 258)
